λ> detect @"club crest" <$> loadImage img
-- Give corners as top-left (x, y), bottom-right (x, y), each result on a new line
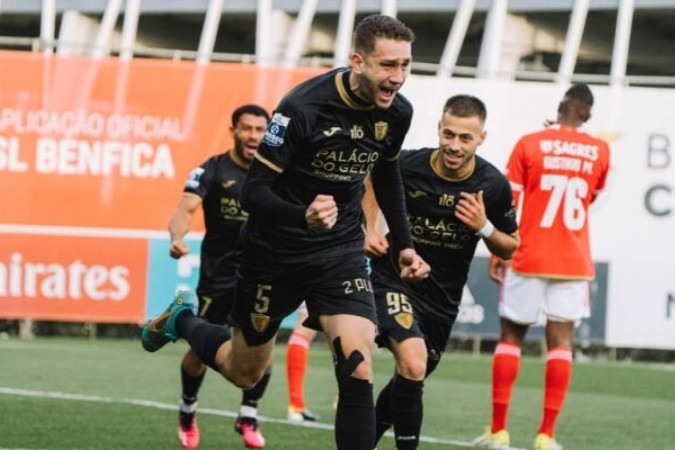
top-left (374, 121), bottom-right (388, 141)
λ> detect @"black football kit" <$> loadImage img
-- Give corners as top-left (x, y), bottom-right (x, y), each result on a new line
top-left (371, 149), bottom-right (518, 374)
top-left (232, 68), bottom-right (414, 344)
top-left (183, 150), bottom-right (249, 322)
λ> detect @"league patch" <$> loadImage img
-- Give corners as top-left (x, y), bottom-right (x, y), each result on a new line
top-left (262, 113), bottom-right (291, 147)
top-left (395, 312), bottom-right (413, 329)
top-left (250, 313), bottom-right (270, 332)
top-left (185, 167), bottom-right (205, 189)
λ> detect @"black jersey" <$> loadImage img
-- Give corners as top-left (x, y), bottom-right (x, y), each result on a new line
top-left (371, 149), bottom-right (517, 314)
top-left (244, 68), bottom-right (413, 264)
top-left (184, 151), bottom-right (249, 294)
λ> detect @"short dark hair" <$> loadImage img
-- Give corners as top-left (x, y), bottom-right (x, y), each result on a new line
top-left (231, 104), bottom-right (270, 127)
top-left (564, 84), bottom-right (594, 108)
top-left (443, 95), bottom-right (487, 124)
top-left (353, 14), bottom-right (415, 55)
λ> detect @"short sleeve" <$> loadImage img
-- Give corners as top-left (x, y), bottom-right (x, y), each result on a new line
top-left (489, 177), bottom-right (519, 235)
top-left (183, 158), bottom-right (213, 199)
top-left (595, 141), bottom-right (611, 192)
top-left (505, 139), bottom-right (527, 191)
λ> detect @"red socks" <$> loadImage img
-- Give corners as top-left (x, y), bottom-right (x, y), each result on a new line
top-left (491, 342), bottom-right (521, 432)
top-left (490, 343), bottom-right (572, 437)
top-left (538, 347), bottom-right (572, 437)
top-left (287, 332), bottom-right (311, 410)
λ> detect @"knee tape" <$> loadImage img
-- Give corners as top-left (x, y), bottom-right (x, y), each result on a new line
top-left (333, 336), bottom-right (366, 386)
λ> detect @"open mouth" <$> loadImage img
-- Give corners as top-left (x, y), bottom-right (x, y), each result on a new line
top-left (379, 87), bottom-right (396, 102)
top-left (241, 144), bottom-right (258, 157)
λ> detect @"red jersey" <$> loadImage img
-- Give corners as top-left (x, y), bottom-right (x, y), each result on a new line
top-left (506, 125), bottom-right (610, 279)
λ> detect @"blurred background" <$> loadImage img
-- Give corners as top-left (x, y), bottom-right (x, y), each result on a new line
top-left (0, 0), bottom-right (673, 360)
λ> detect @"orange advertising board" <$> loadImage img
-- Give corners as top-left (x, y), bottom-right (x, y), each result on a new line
top-left (0, 51), bottom-right (325, 230)
top-left (0, 233), bottom-right (148, 322)
top-left (0, 51), bottom-right (325, 323)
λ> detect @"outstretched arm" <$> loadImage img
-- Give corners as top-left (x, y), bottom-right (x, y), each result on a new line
top-left (168, 194), bottom-right (202, 259)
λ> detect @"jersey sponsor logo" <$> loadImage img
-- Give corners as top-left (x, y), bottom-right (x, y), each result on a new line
top-left (374, 121), bottom-right (388, 141)
top-left (262, 113), bottom-right (291, 147)
top-left (185, 167), bottom-right (205, 189)
top-left (221, 196), bottom-right (248, 221)
top-left (540, 139), bottom-right (599, 161)
top-left (408, 215), bottom-right (474, 248)
top-left (250, 313), bottom-right (270, 333)
top-left (407, 190), bottom-right (427, 198)
top-left (323, 126), bottom-right (341, 137)
top-left (394, 312), bottom-right (413, 329)
top-left (350, 125), bottom-right (364, 139)
top-left (438, 193), bottom-right (456, 207)
top-left (221, 180), bottom-right (236, 189)
top-left (310, 148), bottom-right (379, 180)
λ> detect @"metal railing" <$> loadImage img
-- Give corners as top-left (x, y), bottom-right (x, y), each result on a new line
top-left (2, 35), bottom-right (675, 89)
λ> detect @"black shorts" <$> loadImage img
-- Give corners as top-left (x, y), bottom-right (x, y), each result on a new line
top-left (373, 277), bottom-right (457, 377)
top-left (196, 286), bottom-right (235, 325)
top-left (230, 252), bottom-right (376, 346)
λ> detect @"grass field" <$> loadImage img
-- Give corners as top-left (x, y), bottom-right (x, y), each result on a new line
top-left (1, 337), bottom-right (674, 450)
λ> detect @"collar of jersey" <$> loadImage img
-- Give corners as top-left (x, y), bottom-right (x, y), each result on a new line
top-left (430, 149), bottom-right (475, 182)
top-left (548, 124), bottom-right (581, 133)
top-left (229, 147), bottom-right (250, 170)
top-left (335, 70), bottom-right (376, 111)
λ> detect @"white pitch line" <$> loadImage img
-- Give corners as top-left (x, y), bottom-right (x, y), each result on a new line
top-left (0, 386), bottom-right (524, 448)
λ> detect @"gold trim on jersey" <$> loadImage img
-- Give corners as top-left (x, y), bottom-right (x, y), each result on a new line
top-left (183, 191), bottom-right (204, 203)
top-left (430, 149), bottom-right (474, 182)
top-left (335, 72), bottom-right (375, 111)
top-left (254, 153), bottom-right (283, 173)
top-left (229, 147), bottom-right (250, 169)
top-left (381, 148), bottom-right (401, 162)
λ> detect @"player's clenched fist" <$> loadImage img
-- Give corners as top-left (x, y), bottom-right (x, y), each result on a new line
top-left (398, 248), bottom-right (431, 281)
top-left (306, 194), bottom-right (338, 232)
top-left (455, 190), bottom-right (487, 232)
top-left (169, 239), bottom-right (189, 259)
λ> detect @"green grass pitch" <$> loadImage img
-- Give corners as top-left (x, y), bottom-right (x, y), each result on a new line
top-left (1, 337), bottom-right (673, 449)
